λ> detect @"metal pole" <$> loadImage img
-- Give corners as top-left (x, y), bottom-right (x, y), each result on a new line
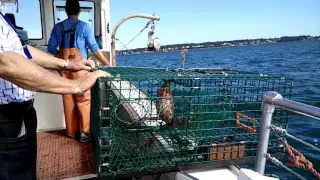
top-left (181, 49), bottom-right (187, 69)
top-left (255, 102), bottom-right (274, 174)
top-left (255, 91), bottom-right (320, 175)
top-left (100, 0), bottom-right (111, 61)
top-left (255, 92), bottom-right (283, 174)
top-left (273, 98), bottom-right (320, 120)
top-left (111, 14), bottom-right (160, 66)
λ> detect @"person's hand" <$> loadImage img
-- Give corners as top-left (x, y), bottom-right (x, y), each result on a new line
top-left (72, 70), bottom-right (111, 94)
top-left (67, 59), bottom-right (96, 72)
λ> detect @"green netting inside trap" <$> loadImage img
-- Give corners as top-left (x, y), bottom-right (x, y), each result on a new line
top-left (90, 67), bottom-right (293, 177)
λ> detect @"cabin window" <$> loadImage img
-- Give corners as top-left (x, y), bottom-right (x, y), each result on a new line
top-left (5, 0), bottom-right (43, 39)
top-left (53, 0), bottom-right (95, 33)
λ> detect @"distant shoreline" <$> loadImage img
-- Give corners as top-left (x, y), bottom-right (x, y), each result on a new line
top-left (116, 35), bottom-right (320, 56)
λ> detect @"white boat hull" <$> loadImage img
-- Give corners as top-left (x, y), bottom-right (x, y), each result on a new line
top-left (34, 71), bottom-right (66, 132)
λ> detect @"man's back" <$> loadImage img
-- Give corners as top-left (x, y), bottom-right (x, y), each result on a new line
top-left (47, 18), bottom-right (99, 59)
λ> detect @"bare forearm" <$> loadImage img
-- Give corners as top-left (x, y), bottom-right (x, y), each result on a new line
top-left (0, 51), bottom-right (76, 94)
top-left (94, 50), bottom-right (110, 66)
top-left (27, 45), bottom-right (66, 70)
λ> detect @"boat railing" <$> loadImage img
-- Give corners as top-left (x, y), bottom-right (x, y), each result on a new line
top-left (255, 91), bottom-right (320, 180)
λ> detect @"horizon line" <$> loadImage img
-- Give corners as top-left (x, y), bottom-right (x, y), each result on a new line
top-left (117, 34), bottom-right (319, 51)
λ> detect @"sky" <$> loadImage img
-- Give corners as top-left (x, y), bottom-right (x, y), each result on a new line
top-left (4, 0), bottom-right (320, 49)
top-left (110, 0), bottom-right (320, 49)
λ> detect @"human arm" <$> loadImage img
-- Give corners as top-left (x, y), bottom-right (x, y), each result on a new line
top-left (0, 51), bottom-right (110, 94)
top-left (84, 24), bottom-right (110, 66)
top-left (47, 25), bottom-right (59, 56)
top-left (27, 45), bottom-right (95, 71)
top-left (94, 50), bottom-right (110, 67)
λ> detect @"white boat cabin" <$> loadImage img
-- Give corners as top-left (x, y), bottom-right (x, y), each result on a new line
top-left (1, 0), bottom-right (111, 132)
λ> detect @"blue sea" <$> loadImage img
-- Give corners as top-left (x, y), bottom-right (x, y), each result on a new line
top-left (116, 40), bottom-right (320, 179)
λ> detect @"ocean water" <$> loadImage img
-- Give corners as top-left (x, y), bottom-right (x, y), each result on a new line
top-left (116, 40), bottom-right (320, 179)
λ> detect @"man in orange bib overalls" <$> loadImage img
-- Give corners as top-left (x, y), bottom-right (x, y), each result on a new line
top-left (48, 0), bottom-right (110, 142)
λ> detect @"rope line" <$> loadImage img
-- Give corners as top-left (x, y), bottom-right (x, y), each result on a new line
top-left (115, 38), bottom-right (129, 50)
top-left (266, 153), bottom-right (307, 180)
top-left (270, 125), bottom-right (320, 179)
top-left (281, 139), bottom-right (320, 179)
top-left (119, 28), bottom-right (147, 51)
top-left (117, 16), bottom-right (156, 51)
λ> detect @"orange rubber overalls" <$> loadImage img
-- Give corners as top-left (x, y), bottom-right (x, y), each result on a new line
top-left (57, 20), bottom-right (91, 138)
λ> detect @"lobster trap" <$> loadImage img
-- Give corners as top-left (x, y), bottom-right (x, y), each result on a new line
top-left (90, 67), bottom-right (293, 178)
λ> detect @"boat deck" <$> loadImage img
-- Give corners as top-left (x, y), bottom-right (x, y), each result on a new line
top-left (36, 130), bottom-right (96, 180)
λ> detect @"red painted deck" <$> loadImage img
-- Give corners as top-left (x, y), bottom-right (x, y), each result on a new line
top-left (36, 130), bottom-right (96, 180)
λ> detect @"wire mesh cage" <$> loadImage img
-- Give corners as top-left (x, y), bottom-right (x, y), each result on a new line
top-left (90, 67), bottom-right (293, 177)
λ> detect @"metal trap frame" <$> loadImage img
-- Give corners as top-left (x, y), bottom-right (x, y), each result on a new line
top-left (90, 66), bottom-right (293, 178)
